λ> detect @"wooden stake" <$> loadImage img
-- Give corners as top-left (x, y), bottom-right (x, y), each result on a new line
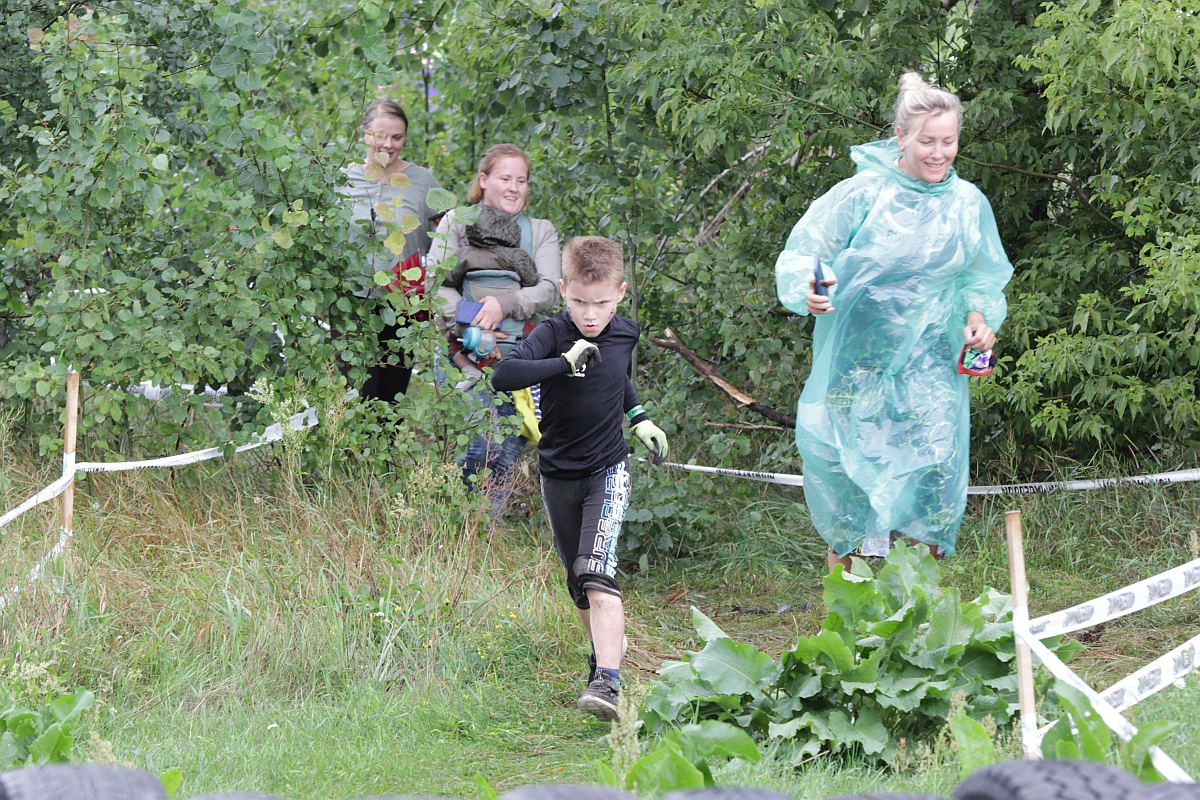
top-left (61, 371), bottom-right (80, 537)
top-left (1006, 509), bottom-right (1041, 760)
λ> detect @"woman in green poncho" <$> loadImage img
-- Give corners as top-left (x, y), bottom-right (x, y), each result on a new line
top-left (775, 73), bottom-right (1013, 572)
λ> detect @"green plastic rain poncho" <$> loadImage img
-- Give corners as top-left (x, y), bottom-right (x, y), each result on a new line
top-left (775, 139), bottom-right (1013, 556)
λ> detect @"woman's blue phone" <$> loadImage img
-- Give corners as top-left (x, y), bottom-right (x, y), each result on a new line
top-left (813, 255), bottom-right (828, 298)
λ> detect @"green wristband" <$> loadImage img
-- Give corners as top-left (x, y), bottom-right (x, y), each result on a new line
top-left (626, 405), bottom-right (646, 421)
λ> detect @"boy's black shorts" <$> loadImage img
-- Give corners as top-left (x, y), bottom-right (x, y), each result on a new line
top-left (540, 459), bottom-right (630, 609)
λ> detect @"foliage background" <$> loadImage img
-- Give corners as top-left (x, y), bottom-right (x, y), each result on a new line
top-left (2, 0), bottom-right (1199, 553)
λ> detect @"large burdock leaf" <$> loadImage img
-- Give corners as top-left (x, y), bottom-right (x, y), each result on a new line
top-left (688, 637), bottom-right (778, 697)
top-left (949, 709), bottom-right (995, 775)
top-left (806, 628), bottom-right (855, 672)
top-left (823, 562), bottom-right (885, 628)
top-left (877, 541), bottom-right (941, 609)
top-left (691, 606), bottom-right (730, 643)
top-left (669, 720), bottom-right (761, 763)
top-left (906, 588), bottom-right (975, 670)
top-left (48, 688), bottom-right (93, 724)
top-left (811, 708), bottom-right (889, 755)
top-left (626, 746), bottom-right (706, 795)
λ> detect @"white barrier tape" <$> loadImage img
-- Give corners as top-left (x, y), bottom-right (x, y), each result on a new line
top-left (1015, 616), bottom-right (1193, 782)
top-left (656, 460), bottom-right (805, 486)
top-left (125, 381), bottom-right (227, 404)
top-left (970, 467), bottom-right (1200, 495)
top-left (656, 461), bottom-right (1200, 496)
top-left (1028, 557), bottom-right (1200, 640)
top-left (0, 473), bottom-right (73, 529)
top-left (2, 407), bottom-right (316, 528)
top-left (1012, 606), bottom-right (1044, 757)
top-left (1099, 631), bottom-right (1200, 714)
top-left (74, 406), bottom-right (318, 473)
top-left (1, 399), bottom-right (319, 614)
top-left (0, 526), bottom-right (72, 612)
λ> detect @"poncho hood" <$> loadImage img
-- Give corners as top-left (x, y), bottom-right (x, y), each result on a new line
top-left (850, 139), bottom-right (959, 195)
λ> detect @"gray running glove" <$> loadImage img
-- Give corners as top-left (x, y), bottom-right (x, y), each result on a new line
top-left (632, 420), bottom-right (668, 464)
top-left (562, 339), bottom-right (601, 377)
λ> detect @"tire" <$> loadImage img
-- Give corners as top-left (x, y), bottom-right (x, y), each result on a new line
top-left (826, 794), bottom-right (947, 800)
top-left (498, 787), bottom-right (638, 800)
top-left (953, 760), bottom-right (1144, 800)
top-left (1143, 786), bottom-right (1200, 800)
top-left (661, 791), bottom-right (799, 800)
top-left (0, 764), bottom-right (167, 800)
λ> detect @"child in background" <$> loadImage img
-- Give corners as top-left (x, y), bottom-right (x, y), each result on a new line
top-left (491, 236), bottom-right (668, 720)
top-left (443, 206), bottom-right (540, 374)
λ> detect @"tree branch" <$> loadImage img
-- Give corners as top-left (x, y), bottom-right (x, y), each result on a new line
top-left (705, 421), bottom-right (787, 432)
top-left (956, 155), bottom-right (1119, 230)
top-left (695, 178), bottom-right (751, 245)
top-left (647, 328), bottom-right (796, 428)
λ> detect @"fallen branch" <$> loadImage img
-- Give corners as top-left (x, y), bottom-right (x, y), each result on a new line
top-left (705, 421), bottom-right (788, 432)
top-left (648, 328), bottom-right (797, 428)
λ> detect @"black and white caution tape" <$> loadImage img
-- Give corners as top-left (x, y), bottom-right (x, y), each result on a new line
top-left (969, 467), bottom-right (1200, 495)
top-left (654, 461), bottom-right (805, 486)
top-left (1100, 632), bottom-right (1200, 714)
top-left (1027, 557), bottom-right (1200, 640)
top-left (654, 460), bottom-right (1200, 496)
top-left (1014, 607), bottom-right (1193, 782)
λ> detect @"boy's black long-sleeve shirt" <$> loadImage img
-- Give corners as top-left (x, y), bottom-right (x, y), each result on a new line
top-left (492, 312), bottom-right (644, 479)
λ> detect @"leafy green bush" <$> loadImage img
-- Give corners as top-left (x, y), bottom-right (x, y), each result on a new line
top-left (1041, 681), bottom-right (1177, 782)
top-left (0, 684), bottom-right (93, 768)
top-left (949, 679), bottom-right (1177, 784)
top-left (619, 721), bottom-right (760, 797)
top-left (643, 544), bottom-right (1082, 764)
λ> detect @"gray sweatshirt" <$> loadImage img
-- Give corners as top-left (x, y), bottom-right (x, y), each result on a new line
top-left (339, 161), bottom-right (441, 296)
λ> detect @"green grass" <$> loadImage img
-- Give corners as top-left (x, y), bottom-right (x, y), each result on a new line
top-left (3, 447), bottom-right (1200, 798)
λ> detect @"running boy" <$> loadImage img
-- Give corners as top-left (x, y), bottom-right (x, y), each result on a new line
top-left (491, 236), bottom-right (668, 720)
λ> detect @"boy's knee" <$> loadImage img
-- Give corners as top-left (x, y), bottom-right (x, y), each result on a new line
top-left (566, 582), bottom-right (590, 610)
top-left (573, 556), bottom-right (620, 605)
top-left (584, 586), bottom-right (622, 609)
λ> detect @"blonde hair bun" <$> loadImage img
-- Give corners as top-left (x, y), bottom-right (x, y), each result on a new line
top-left (898, 72), bottom-right (929, 96)
top-left (894, 71), bottom-right (962, 138)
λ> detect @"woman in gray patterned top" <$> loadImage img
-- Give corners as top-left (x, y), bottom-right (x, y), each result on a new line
top-left (339, 98), bottom-right (442, 400)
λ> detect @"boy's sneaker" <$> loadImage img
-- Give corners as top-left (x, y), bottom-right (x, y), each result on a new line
top-left (577, 675), bottom-right (620, 721)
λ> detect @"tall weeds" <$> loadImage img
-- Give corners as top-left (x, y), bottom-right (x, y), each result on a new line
top-left (0, 455), bottom-right (572, 711)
